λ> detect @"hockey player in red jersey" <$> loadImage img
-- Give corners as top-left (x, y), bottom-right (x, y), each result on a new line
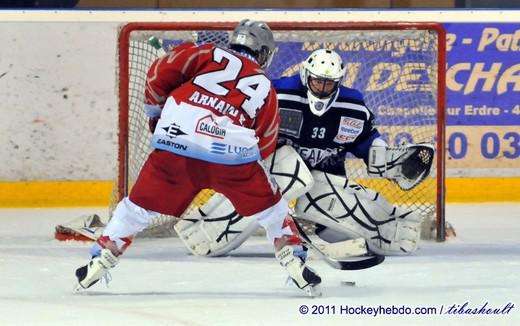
top-left (74, 19), bottom-right (322, 297)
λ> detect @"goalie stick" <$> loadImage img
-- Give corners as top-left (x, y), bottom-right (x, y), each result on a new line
top-left (293, 217), bottom-right (385, 270)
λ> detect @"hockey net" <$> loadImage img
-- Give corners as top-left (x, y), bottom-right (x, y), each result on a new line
top-left (57, 22), bottom-right (447, 241)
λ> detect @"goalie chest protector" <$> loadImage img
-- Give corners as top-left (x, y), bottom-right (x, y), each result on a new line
top-left (273, 75), bottom-right (379, 175)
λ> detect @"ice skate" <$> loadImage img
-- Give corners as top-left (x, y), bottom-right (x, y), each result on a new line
top-left (276, 245), bottom-right (322, 297)
top-left (74, 248), bottom-right (119, 292)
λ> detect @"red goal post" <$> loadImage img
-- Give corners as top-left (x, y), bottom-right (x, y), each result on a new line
top-left (117, 21), bottom-right (447, 241)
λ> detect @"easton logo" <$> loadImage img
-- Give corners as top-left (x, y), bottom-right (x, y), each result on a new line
top-left (195, 115), bottom-right (226, 139)
top-left (157, 138), bottom-right (188, 151)
top-left (162, 122), bottom-right (187, 138)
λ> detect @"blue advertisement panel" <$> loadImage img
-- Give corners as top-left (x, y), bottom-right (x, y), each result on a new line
top-left (445, 23), bottom-right (520, 126)
top-left (444, 23), bottom-right (520, 169)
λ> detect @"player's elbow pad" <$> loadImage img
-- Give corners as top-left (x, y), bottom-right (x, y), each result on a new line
top-left (144, 104), bottom-right (162, 118)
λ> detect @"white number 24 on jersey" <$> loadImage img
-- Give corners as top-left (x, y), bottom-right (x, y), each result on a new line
top-left (192, 48), bottom-right (270, 119)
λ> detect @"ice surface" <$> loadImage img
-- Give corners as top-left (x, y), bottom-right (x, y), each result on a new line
top-left (0, 204), bottom-right (519, 326)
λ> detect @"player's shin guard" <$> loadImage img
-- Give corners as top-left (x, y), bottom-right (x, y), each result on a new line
top-left (93, 235), bottom-right (133, 257)
top-left (274, 217), bottom-right (322, 297)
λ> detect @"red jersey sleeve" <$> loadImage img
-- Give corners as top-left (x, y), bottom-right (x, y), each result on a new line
top-left (255, 86), bottom-right (280, 159)
top-left (144, 42), bottom-right (214, 107)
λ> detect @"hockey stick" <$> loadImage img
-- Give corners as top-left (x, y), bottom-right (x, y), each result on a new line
top-left (293, 218), bottom-right (385, 270)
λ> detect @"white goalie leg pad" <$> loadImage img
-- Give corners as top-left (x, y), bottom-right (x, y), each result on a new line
top-left (175, 146), bottom-right (314, 257)
top-left (266, 145), bottom-right (314, 199)
top-left (102, 197), bottom-right (159, 249)
top-left (175, 195), bottom-right (289, 256)
top-left (295, 171), bottom-right (424, 256)
top-left (174, 193), bottom-right (261, 257)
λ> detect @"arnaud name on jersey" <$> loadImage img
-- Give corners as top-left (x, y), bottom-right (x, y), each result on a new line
top-left (188, 90), bottom-right (247, 125)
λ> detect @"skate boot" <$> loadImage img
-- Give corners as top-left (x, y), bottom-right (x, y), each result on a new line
top-left (74, 248), bottom-right (119, 291)
top-left (276, 245), bottom-right (322, 297)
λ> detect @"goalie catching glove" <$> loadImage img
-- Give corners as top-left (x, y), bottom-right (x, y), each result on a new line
top-left (368, 138), bottom-right (435, 191)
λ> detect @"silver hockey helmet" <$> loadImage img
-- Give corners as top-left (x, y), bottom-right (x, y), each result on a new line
top-left (229, 19), bottom-right (276, 70)
top-left (300, 49), bottom-right (346, 116)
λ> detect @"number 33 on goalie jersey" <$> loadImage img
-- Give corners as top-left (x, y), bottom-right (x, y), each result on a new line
top-left (273, 75), bottom-right (380, 176)
top-left (145, 42), bottom-right (279, 165)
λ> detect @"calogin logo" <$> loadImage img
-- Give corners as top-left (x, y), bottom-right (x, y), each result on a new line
top-left (195, 115), bottom-right (227, 139)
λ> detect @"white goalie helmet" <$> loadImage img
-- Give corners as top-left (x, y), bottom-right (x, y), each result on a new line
top-left (229, 19), bottom-right (276, 70)
top-left (300, 49), bottom-right (346, 116)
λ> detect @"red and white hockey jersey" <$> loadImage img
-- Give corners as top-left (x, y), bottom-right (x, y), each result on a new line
top-left (145, 42), bottom-right (279, 165)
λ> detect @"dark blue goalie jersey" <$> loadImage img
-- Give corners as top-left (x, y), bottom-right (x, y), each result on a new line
top-left (273, 75), bottom-right (381, 176)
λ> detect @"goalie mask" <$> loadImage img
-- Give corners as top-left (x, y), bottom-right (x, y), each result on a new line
top-left (229, 19), bottom-right (276, 70)
top-left (300, 49), bottom-right (346, 116)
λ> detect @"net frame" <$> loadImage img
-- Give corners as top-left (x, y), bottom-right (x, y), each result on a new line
top-left (117, 21), bottom-right (447, 241)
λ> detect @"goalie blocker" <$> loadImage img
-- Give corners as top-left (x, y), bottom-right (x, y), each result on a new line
top-left (175, 142), bottom-right (433, 259)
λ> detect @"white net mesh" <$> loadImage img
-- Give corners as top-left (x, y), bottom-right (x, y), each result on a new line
top-left (117, 23), bottom-right (444, 238)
